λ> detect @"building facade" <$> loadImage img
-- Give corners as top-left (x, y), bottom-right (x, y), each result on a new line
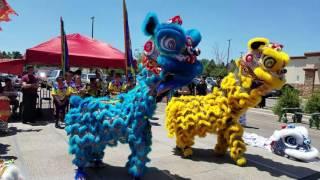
top-left (286, 52), bottom-right (320, 96)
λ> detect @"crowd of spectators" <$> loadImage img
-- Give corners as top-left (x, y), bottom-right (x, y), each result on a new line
top-left (1, 67), bottom-right (226, 128)
top-left (50, 69), bottom-right (135, 128)
top-left (0, 66), bottom-right (135, 129)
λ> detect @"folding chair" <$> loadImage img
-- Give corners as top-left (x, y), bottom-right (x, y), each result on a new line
top-left (40, 87), bottom-right (52, 110)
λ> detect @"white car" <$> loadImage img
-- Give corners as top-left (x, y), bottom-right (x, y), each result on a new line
top-left (205, 77), bottom-right (217, 92)
top-left (81, 73), bottom-right (96, 84)
top-left (47, 70), bottom-right (62, 87)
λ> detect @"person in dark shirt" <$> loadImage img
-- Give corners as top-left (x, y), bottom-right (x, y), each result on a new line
top-left (3, 78), bottom-right (19, 116)
top-left (74, 69), bottom-right (82, 76)
top-left (0, 80), bottom-right (3, 94)
top-left (196, 76), bottom-right (207, 96)
top-left (21, 66), bottom-right (38, 124)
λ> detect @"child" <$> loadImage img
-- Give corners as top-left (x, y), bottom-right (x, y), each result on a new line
top-left (71, 75), bottom-right (86, 97)
top-left (95, 69), bottom-right (105, 96)
top-left (108, 73), bottom-right (126, 96)
top-left (51, 77), bottom-right (72, 128)
top-left (85, 78), bottom-right (100, 97)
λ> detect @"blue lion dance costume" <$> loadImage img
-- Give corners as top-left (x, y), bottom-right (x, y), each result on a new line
top-left (65, 13), bottom-right (203, 179)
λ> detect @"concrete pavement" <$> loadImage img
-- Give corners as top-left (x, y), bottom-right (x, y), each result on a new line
top-left (0, 103), bottom-right (319, 180)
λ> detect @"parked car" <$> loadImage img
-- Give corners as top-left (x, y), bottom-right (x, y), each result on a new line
top-left (47, 70), bottom-right (63, 87)
top-left (192, 78), bottom-right (201, 85)
top-left (0, 73), bottom-right (22, 90)
top-left (205, 77), bottom-right (217, 92)
top-left (0, 73), bottom-right (9, 82)
top-left (36, 69), bottom-right (51, 87)
top-left (81, 73), bottom-right (96, 84)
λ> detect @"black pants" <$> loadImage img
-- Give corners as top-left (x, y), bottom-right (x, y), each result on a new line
top-left (54, 99), bottom-right (68, 126)
top-left (9, 98), bottom-right (19, 113)
top-left (259, 96), bottom-right (266, 108)
top-left (22, 93), bottom-right (37, 123)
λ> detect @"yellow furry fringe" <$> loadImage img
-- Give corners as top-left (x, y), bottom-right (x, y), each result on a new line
top-left (165, 37), bottom-right (290, 166)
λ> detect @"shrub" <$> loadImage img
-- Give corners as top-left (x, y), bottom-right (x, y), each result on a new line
top-left (304, 91), bottom-right (320, 113)
top-left (272, 87), bottom-right (300, 116)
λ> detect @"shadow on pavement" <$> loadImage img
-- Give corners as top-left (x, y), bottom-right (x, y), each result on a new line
top-left (150, 122), bottom-right (161, 126)
top-left (9, 108), bottom-right (55, 127)
top-left (173, 147), bottom-right (320, 179)
top-left (0, 143), bottom-right (18, 160)
top-left (246, 154), bottom-right (320, 179)
top-left (173, 147), bottom-right (234, 164)
top-left (244, 125), bottom-right (259, 129)
top-left (84, 164), bottom-right (190, 180)
top-left (0, 143), bottom-right (10, 155)
top-left (0, 127), bottom-right (42, 137)
top-left (151, 117), bottom-right (160, 120)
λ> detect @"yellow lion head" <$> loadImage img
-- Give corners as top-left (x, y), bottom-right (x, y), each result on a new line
top-left (237, 37), bottom-right (290, 90)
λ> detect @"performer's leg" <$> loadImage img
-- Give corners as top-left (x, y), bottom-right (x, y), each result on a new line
top-left (175, 129), bottom-right (195, 157)
top-left (214, 132), bottom-right (228, 156)
top-left (126, 123), bottom-right (152, 178)
top-left (225, 123), bottom-right (247, 166)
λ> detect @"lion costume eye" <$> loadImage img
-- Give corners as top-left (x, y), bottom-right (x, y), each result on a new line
top-left (285, 136), bottom-right (297, 146)
top-left (160, 36), bottom-right (176, 51)
top-left (263, 56), bottom-right (276, 69)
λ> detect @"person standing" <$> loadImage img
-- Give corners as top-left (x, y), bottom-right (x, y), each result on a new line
top-left (51, 77), bottom-right (72, 128)
top-left (85, 78), bottom-right (100, 97)
top-left (108, 73), bottom-right (125, 96)
top-left (71, 75), bottom-right (86, 97)
top-left (123, 76), bottom-right (135, 92)
top-left (2, 78), bottom-right (19, 117)
top-left (195, 76), bottom-right (207, 96)
top-left (21, 66), bottom-right (38, 124)
top-left (95, 69), bottom-right (105, 96)
top-left (65, 71), bottom-right (75, 88)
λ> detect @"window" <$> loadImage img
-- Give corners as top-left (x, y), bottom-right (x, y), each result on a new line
top-left (48, 70), bottom-right (58, 78)
top-left (81, 74), bottom-right (87, 79)
top-left (88, 74), bottom-right (96, 79)
top-left (296, 75), bottom-right (300, 82)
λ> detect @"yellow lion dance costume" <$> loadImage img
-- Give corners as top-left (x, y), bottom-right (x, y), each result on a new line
top-left (165, 37), bottom-right (290, 166)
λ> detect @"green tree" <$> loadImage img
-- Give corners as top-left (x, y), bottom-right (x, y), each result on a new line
top-left (0, 51), bottom-right (23, 59)
top-left (304, 91), bottom-right (320, 113)
top-left (200, 58), bottom-right (228, 78)
top-left (272, 88), bottom-right (301, 116)
top-left (1, 51), bottom-right (8, 58)
top-left (211, 63), bottom-right (228, 78)
top-left (12, 51), bottom-right (23, 59)
top-left (7, 52), bottom-right (13, 59)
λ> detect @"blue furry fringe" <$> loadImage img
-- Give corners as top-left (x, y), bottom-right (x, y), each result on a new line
top-left (65, 76), bottom-right (155, 178)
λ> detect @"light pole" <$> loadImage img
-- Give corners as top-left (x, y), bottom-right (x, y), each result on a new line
top-left (91, 16), bottom-right (95, 39)
top-left (227, 39), bottom-right (231, 66)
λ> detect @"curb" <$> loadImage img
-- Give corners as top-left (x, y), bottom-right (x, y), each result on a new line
top-left (251, 108), bottom-right (313, 125)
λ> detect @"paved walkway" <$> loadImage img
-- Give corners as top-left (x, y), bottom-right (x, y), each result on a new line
top-left (0, 103), bottom-right (319, 180)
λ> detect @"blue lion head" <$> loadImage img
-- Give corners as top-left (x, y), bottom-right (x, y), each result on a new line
top-left (141, 12), bottom-right (203, 96)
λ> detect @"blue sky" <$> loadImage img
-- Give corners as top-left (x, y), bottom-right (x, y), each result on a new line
top-left (1, 0), bottom-right (320, 62)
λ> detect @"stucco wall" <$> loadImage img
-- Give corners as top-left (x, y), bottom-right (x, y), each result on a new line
top-left (286, 56), bottom-right (320, 85)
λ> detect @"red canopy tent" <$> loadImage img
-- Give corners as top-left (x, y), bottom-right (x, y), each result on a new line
top-left (0, 59), bottom-right (24, 75)
top-left (25, 33), bottom-right (126, 69)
